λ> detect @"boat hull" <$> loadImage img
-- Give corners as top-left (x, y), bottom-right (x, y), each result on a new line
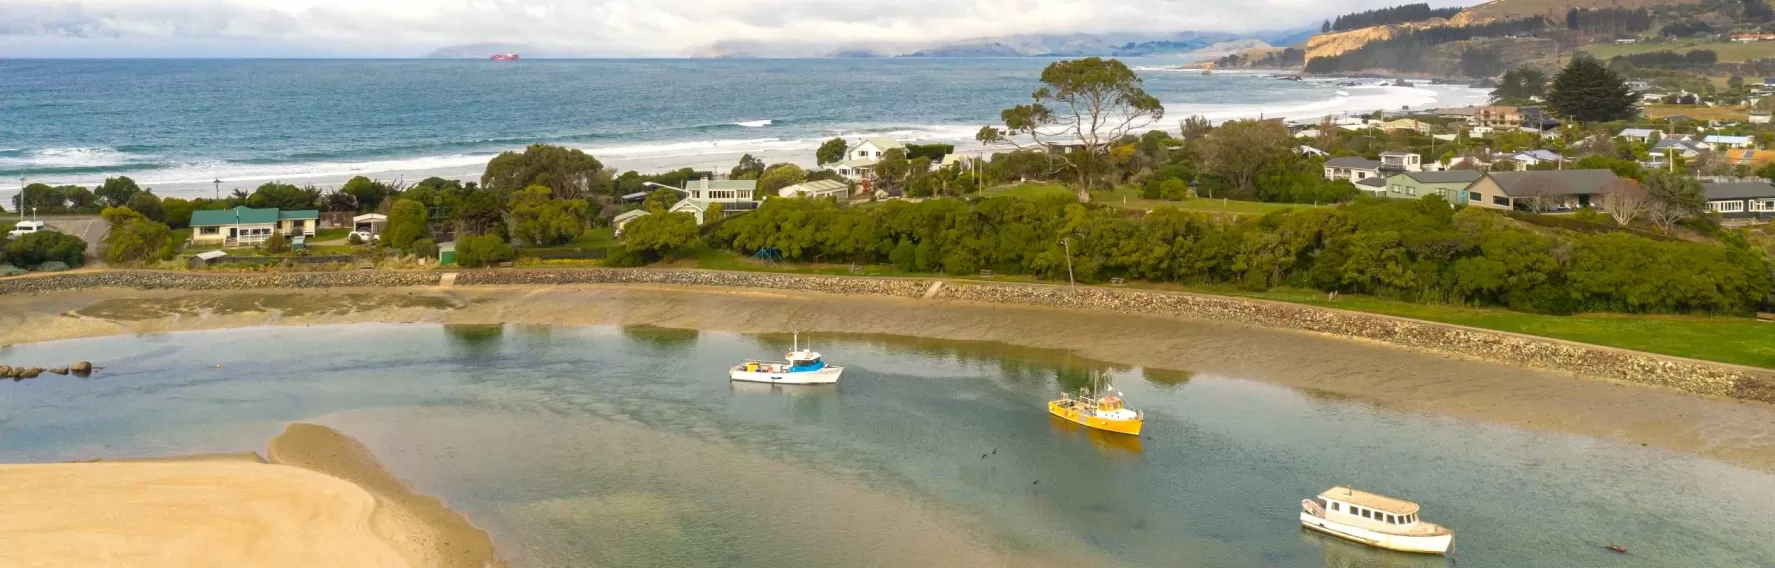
top-left (1299, 513), bottom-right (1452, 555)
top-left (1046, 401), bottom-right (1142, 436)
top-left (729, 366), bottom-right (843, 385)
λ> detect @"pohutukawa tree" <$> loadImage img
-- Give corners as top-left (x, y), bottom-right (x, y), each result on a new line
top-left (977, 57), bottom-right (1164, 202)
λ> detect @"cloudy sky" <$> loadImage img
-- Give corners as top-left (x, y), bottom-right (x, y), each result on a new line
top-left (0, 0), bottom-right (1457, 57)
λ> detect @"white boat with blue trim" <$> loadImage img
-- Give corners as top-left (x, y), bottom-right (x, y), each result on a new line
top-left (729, 332), bottom-right (843, 385)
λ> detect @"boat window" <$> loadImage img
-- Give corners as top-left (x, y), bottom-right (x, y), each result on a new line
top-left (1329, 502), bottom-right (1340, 512)
top-left (1386, 514), bottom-right (1396, 524)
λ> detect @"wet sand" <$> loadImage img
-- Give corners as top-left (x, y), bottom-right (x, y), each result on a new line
top-left (0, 424), bottom-right (500, 568)
top-left (3, 284), bottom-right (1775, 476)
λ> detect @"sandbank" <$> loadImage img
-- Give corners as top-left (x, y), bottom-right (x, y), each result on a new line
top-left (0, 423), bottom-right (500, 568)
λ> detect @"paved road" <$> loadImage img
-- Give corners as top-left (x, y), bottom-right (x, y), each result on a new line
top-left (41, 217), bottom-right (110, 253)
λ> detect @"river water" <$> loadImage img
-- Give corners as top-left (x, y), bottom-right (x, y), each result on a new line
top-left (0, 324), bottom-right (1769, 567)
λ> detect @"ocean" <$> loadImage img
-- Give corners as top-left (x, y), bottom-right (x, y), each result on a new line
top-left (0, 59), bottom-right (1488, 199)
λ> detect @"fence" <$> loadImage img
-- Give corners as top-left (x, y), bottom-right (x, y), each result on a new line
top-left (516, 247), bottom-right (609, 260)
top-left (209, 254), bottom-right (360, 265)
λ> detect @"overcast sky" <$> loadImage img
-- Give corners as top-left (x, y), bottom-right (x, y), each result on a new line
top-left (0, 0), bottom-right (1467, 57)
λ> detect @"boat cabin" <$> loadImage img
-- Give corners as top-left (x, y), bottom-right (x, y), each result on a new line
top-left (1096, 395), bottom-right (1127, 413)
top-left (785, 349), bottom-right (826, 372)
top-left (1312, 487), bottom-right (1424, 529)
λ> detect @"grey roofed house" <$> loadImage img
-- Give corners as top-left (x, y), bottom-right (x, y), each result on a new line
top-left (1485, 170), bottom-right (1623, 197)
top-left (1355, 177), bottom-right (1385, 190)
top-left (1325, 157), bottom-right (1382, 169)
top-left (1402, 170), bottom-right (1483, 184)
top-left (1651, 138), bottom-right (1707, 155)
top-left (1703, 180), bottom-right (1775, 200)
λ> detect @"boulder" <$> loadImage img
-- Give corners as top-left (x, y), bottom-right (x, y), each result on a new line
top-left (18, 368), bottom-right (41, 378)
top-left (47, 367), bottom-right (68, 375)
top-left (71, 361), bottom-right (93, 375)
top-left (0, 365), bottom-right (10, 376)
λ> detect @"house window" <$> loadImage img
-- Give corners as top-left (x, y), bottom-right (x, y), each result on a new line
top-left (1493, 195), bottom-right (1511, 207)
top-left (1469, 191), bottom-right (1481, 202)
top-left (199, 226), bottom-right (219, 235)
top-left (1754, 199), bottom-right (1775, 212)
top-left (1711, 201), bottom-right (1745, 213)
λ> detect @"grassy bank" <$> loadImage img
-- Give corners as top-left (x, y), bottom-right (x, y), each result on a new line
top-left (645, 247), bottom-right (1775, 369)
top-left (984, 183), bottom-right (1327, 216)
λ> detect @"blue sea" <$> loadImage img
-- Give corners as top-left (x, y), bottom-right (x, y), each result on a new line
top-left (0, 59), bottom-right (1486, 198)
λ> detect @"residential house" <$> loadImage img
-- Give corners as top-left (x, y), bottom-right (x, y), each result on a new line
top-left (1432, 106), bottom-right (1481, 120)
top-left (1294, 128), bottom-right (1322, 139)
top-left (1625, 80), bottom-right (1652, 91)
top-left (1640, 92), bottom-right (1669, 103)
top-left (1733, 33), bottom-right (1775, 42)
top-left (613, 209), bottom-right (650, 235)
top-left (832, 137), bottom-right (906, 181)
top-left (1617, 128), bottom-right (1664, 143)
top-left (1323, 157), bottom-right (1384, 182)
top-left (669, 177), bottom-right (760, 224)
top-left (1382, 170), bottom-right (1483, 204)
top-left (1752, 111), bottom-right (1773, 125)
top-left (1476, 106), bottom-right (1521, 129)
top-left (1516, 106), bottom-right (1560, 131)
top-left (189, 206), bottom-right (319, 246)
top-left (1463, 170), bottom-right (1624, 212)
top-left (1378, 151), bottom-right (1422, 173)
top-left (1651, 138), bottom-right (1708, 160)
top-left (1664, 92), bottom-right (1701, 105)
top-left (1298, 145), bottom-right (1330, 157)
top-left (1702, 134), bottom-right (1755, 149)
top-left (778, 179), bottom-right (851, 200)
top-left (1764, 77), bottom-right (1775, 86)
top-left (1354, 177), bottom-right (1386, 196)
top-left (1702, 180), bottom-right (1775, 223)
top-left (1377, 118), bottom-right (1434, 134)
top-left (1506, 149), bottom-right (1564, 168)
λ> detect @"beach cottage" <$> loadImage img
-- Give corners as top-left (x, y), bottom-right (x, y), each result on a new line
top-left (1463, 170), bottom-right (1623, 212)
top-left (1702, 180), bottom-right (1775, 223)
top-left (833, 137), bottom-right (906, 181)
top-left (1382, 171), bottom-right (1483, 204)
top-left (613, 209), bottom-right (650, 236)
top-left (778, 179), bottom-right (851, 200)
top-left (1323, 157), bottom-right (1384, 182)
top-left (669, 177), bottom-right (759, 224)
top-left (189, 206), bottom-right (319, 246)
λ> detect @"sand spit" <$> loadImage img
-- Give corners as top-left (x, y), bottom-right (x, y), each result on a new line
top-left (0, 424), bottom-right (501, 568)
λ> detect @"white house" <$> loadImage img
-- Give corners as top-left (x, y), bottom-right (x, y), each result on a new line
top-left (832, 137), bottom-right (907, 181)
top-left (778, 179), bottom-right (850, 200)
top-left (189, 206), bottom-right (318, 246)
top-left (1324, 157), bottom-right (1383, 182)
top-left (1378, 151), bottom-right (1422, 172)
top-left (669, 178), bottom-right (759, 225)
top-left (1617, 128), bottom-right (1663, 143)
top-left (1703, 135), bottom-right (1755, 149)
top-left (1752, 111), bottom-right (1773, 125)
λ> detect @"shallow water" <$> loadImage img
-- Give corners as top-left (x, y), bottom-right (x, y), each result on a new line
top-left (0, 324), bottom-right (1770, 567)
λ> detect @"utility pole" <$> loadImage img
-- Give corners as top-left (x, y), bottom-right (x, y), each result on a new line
top-left (17, 172), bottom-right (25, 222)
top-left (1059, 237), bottom-right (1075, 289)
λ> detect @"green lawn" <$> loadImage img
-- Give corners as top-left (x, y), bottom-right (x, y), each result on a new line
top-left (1160, 285), bottom-right (1775, 369)
top-left (1581, 40), bottom-right (1775, 63)
top-left (313, 228), bottom-right (351, 241)
top-left (981, 183), bottom-right (1327, 216)
top-left (668, 248), bottom-right (1775, 368)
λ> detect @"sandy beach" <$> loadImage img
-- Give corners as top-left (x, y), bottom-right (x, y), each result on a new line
top-left (0, 424), bottom-right (501, 568)
top-left (2, 283), bottom-right (1774, 476)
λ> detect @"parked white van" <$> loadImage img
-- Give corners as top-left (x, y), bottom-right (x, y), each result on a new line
top-left (7, 221), bottom-right (46, 239)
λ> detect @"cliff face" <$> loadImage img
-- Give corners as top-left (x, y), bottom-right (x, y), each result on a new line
top-left (1305, 26), bottom-right (1397, 61)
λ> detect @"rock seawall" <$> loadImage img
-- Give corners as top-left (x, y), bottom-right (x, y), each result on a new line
top-left (1, 269), bottom-right (1768, 402)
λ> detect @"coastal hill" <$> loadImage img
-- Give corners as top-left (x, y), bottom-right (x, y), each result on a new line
top-left (425, 43), bottom-right (541, 58)
top-left (687, 30), bottom-right (1312, 58)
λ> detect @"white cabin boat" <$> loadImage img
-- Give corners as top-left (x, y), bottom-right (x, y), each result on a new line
top-left (1301, 486), bottom-right (1453, 555)
top-left (729, 332), bottom-right (843, 385)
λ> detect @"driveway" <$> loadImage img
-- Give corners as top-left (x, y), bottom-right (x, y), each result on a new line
top-left (43, 217), bottom-right (110, 253)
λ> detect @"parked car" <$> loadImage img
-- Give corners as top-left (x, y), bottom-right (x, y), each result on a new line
top-left (7, 220), bottom-right (46, 240)
top-left (348, 231), bottom-right (379, 244)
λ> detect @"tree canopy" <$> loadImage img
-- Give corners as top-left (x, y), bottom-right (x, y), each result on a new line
top-left (4, 229), bottom-right (86, 268)
top-left (96, 176), bottom-right (143, 208)
top-left (816, 138), bottom-right (848, 166)
top-left (757, 164), bottom-right (808, 196)
top-left (1546, 56), bottom-right (1637, 123)
top-left (978, 57), bottom-right (1163, 202)
top-left (100, 206), bottom-right (172, 266)
top-left (384, 199), bottom-right (431, 252)
top-left (482, 144), bottom-right (605, 199)
top-left (508, 185), bottom-right (588, 246)
top-left (1491, 67), bottom-right (1548, 103)
top-left (247, 182), bottom-right (322, 211)
top-left (340, 176), bottom-right (394, 212)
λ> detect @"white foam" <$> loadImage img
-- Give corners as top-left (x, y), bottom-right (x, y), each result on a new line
top-left (733, 120), bottom-right (774, 128)
top-left (1168, 84), bottom-right (1489, 124)
top-left (0, 146), bottom-right (137, 169)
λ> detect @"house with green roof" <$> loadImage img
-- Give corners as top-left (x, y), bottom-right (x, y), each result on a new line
top-left (189, 206), bottom-right (319, 246)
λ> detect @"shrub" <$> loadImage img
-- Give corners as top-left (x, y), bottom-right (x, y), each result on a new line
top-left (456, 234), bottom-right (515, 267)
top-left (412, 238), bottom-right (438, 260)
top-left (100, 206), bottom-right (176, 265)
top-left (3, 231), bottom-right (87, 268)
top-left (262, 232), bottom-right (290, 254)
top-left (1571, 207), bottom-right (1614, 225)
top-left (35, 261), bottom-right (70, 272)
top-left (384, 199), bottom-right (430, 252)
top-left (349, 233), bottom-right (364, 245)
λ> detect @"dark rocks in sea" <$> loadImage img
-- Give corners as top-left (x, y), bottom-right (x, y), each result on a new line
top-left (18, 368), bottom-right (41, 379)
top-left (48, 367), bottom-right (68, 375)
top-left (71, 361), bottom-right (93, 375)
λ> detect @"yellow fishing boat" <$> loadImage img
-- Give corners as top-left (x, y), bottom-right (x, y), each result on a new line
top-left (1047, 375), bottom-right (1143, 436)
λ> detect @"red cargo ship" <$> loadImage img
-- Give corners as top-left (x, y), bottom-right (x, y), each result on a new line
top-left (490, 52), bottom-right (519, 61)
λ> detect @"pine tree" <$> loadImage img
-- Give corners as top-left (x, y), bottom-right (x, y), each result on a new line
top-left (1545, 56), bottom-right (1637, 123)
top-left (1322, 20), bottom-right (1332, 33)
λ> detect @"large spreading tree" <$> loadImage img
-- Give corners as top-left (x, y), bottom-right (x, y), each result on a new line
top-left (1490, 67), bottom-right (1548, 103)
top-left (482, 144), bottom-right (604, 200)
top-left (977, 57), bottom-right (1164, 202)
top-left (1546, 56), bottom-right (1637, 123)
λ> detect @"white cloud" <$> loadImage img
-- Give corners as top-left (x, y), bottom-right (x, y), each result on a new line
top-left (0, 0), bottom-right (1459, 57)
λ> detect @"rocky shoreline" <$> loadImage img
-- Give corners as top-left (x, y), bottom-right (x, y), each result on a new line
top-left (2, 269), bottom-right (1769, 403)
